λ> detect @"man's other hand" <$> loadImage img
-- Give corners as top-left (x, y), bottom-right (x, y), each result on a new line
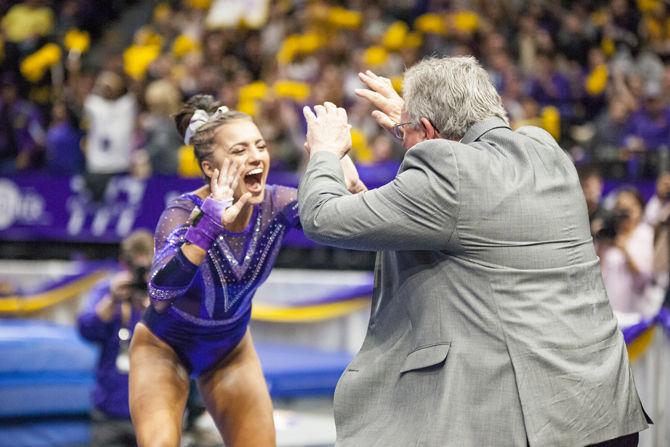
top-left (303, 101), bottom-right (352, 159)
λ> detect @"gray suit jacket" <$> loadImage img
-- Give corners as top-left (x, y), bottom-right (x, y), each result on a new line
top-left (298, 117), bottom-right (649, 446)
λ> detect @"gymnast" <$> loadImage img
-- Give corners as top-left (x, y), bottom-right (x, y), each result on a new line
top-left (128, 95), bottom-right (366, 446)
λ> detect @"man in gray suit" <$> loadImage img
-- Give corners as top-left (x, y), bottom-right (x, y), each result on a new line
top-left (298, 57), bottom-right (650, 446)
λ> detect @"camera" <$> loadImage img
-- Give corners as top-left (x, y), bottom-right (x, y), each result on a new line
top-left (595, 211), bottom-right (630, 241)
top-left (129, 265), bottom-right (148, 293)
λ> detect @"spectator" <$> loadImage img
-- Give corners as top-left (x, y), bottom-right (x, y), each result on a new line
top-left (623, 81), bottom-right (670, 153)
top-left (597, 187), bottom-right (654, 315)
top-left (45, 101), bottom-right (84, 175)
top-left (645, 172), bottom-right (670, 294)
top-left (77, 230), bottom-right (153, 447)
top-left (623, 81), bottom-right (670, 178)
top-left (0, 74), bottom-right (45, 173)
top-left (140, 80), bottom-right (182, 176)
top-left (578, 165), bottom-right (611, 237)
top-left (82, 71), bottom-right (136, 199)
top-left (590, 98), bottom-right (629, 163)
top-left (526, 52), bottom-right (572, 120)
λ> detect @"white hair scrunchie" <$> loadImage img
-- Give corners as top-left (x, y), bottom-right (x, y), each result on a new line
top-left (183, 105), bottom-right (230, 145)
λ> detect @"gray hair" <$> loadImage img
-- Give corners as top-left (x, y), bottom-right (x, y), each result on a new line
top-left (403, 56), bottom-right (509, 140)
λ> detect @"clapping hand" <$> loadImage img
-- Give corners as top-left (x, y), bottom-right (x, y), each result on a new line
top-left (355, 70), bottom-right (404, 132)
top-left (303, 102), bottom-right (352, 159)
top-left (208, 159), bottom-right (252, 226)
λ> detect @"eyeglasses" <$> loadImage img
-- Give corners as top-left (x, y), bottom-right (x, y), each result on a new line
top-left (392, 122), bottom-right (413, 140)
top-left (392, 120), bottom-right (442, 140)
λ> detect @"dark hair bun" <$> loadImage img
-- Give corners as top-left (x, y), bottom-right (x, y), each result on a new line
top-left (173, 94), bottom-right (223, 139)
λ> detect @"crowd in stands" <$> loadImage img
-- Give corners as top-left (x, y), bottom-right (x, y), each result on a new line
top-left (1, 0), bottom-right (670, 315)
top-left (1, 0), bottom-right (669, 178)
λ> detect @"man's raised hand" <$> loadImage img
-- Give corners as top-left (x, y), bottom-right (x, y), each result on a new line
top-left (355, 70), bottom-right (404, 132)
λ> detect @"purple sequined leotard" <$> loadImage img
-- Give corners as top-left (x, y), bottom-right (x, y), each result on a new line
top-left (143, 184), bottom-right (299, 377)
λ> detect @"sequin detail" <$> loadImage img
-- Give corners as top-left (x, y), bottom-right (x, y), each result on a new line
top-left (149, 283), bottom-right (190, 302)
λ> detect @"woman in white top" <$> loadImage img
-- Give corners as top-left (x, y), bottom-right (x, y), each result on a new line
top-left (598, 187), bottom-right (654, 314)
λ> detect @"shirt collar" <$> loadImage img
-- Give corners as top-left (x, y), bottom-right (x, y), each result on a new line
top-left (459, 116), bottom-right (511, 144)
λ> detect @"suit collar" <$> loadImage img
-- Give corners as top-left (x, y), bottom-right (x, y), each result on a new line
top-left (459, 117), bottom-right (511, 144)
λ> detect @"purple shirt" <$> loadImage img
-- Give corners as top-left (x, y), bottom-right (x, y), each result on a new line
top-left (77, 278), bottom-right (143, 419)
top-left (0, 99), bottom-right (45, 162)
top-left (624, 107), bottom-right (670, 151)
top-left (527, 72), bottom-right (573, 117)
top-left (46, 122), bottom-right (84, 175)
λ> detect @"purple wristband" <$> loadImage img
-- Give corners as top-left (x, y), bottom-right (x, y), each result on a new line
top-left (184, 213), bottom-right (223, 251)
top-left (201, 196), bottom-right (233, 222)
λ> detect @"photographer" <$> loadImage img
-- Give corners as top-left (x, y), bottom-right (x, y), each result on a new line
top-left (77, 230), bottom-right (153, 447)
top-left (597, 187), bottom-right (654, 315)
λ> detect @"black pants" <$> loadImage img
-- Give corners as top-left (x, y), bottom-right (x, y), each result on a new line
top-left (587, 432), bottom-right (639, 447)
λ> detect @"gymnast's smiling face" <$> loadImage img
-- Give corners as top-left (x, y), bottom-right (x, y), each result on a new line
top-left (202, 120), bottom-right (270, 205)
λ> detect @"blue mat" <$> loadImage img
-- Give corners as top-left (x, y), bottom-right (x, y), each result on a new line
top-left (0, 319), bottom-right (351, 446)
top-left (257, 343), bottom-right (351, 398)
top-left (0, 320), bottom-right (98, 418)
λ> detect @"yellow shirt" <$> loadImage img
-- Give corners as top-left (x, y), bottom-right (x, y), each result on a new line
top-left (1, 5), bottom-right (54, 43)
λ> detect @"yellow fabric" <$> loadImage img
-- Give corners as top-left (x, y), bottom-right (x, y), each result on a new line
top-left (172, 34), bottom-right (200, 58)
top-left (541, 106), bottom-right (561, 140)
top-left (451, 11), bottom-right (479, 34)
top-left (251, 298), bottom-right (369, 322)
top-left (239, 81), bottom-right (269, 102)
top-left (350, 128), bottom-right (372, 163)
top-left (64, 29), bottom-right (90, 54)
top-left (363, 46), bottom-right (389, 67)
top-left (601, 37), bottom-right (615, 57)
top-left (277, 33), bottom-right (325, 64)
top-left (403, 32), bottom-right (423, 50)
top-left (382, 21), bottom-right (409, 51)
top-left (236, 99), bottom-right (257, 117)
top-left (637, 0), bottom-right (661, 13)
top-left (414, 13), bottom-right (445, 35)
top-left (153, 3), bottom-right (172, 22)
top-left (178, 145), bottom-right (202, 178)
top-left (327, 7), bottom-right (362, 29)
top-left (186, 0), bottom-right (212, 10)
top-left (626, 326), bottom-right (656, 363)
top-left (0, 271), bottom-right (108, 314)
top-left (20, 43), bottom-right (62, 83)
top-left (585, 64), bottom-right (608, 96)
top-left (1, 5), bottom-right (54, 43)
top-left (123, 44), bottom-right (161, 80)
top-left (391, 76), bottom-right (403, 95)
top-left (273, 80), bottom-right (310, 101)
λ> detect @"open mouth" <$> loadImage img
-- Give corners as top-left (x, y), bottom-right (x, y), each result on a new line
top-left (244, 167), bottom-right (264, 194)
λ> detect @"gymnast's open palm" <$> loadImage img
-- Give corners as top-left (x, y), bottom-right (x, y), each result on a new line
top-left (209, 159), bottom-right (252, 226)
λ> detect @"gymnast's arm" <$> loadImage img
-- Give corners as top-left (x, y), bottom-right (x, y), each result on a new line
top-left (148, 205), bottom-right (204, 313)
top-left (298, 139), bottom-right (459, 251)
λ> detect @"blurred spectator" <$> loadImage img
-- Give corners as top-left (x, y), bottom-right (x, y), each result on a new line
top-left (83, 71), bottom-right (136, 199)
top-left (140, 80), bottom-right (182, 176)
top-left (645, 172), bottom-right (670, 294)
top-left (0, 0), bottom-right (669, 180)
top-left (578, 165), bottom-right (611, 237)
top-left (0, 74), bottom-right (45, 173)
top-left (597, 187), bottom-right (654, 315)
top-left (45, 101), bottom-right (84, 175)
top-left (623, 82), bottom-right (670, 153)
top-left (589, 98), bottom-right (629, 163)
top-left (77, 229), bottom-right (153, 447)
top-left (526, 52), bottom-right (572, 120)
